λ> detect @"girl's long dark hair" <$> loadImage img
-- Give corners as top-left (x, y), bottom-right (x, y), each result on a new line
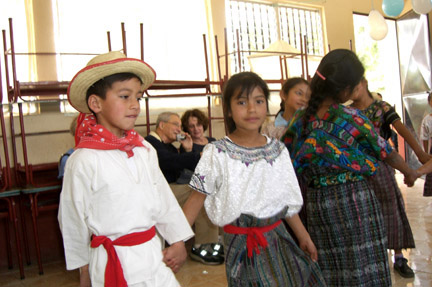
top-left (302, 49), bottom-right (364, 133)
top-left (222, 72), bottom-right (269, 134)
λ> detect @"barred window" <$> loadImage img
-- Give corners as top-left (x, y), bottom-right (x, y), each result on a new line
top-left (226, 0), bottom-right (325, 73)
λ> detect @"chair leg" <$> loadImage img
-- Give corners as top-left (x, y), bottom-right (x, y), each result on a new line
top-left (4, 219), bottom-right (13, 269)
top-left (29, 194), bottom-right (43, 275)
top-left (19, 194), bottom-right (31, 265)
top-left (10, 198), bottom-right (25, 279)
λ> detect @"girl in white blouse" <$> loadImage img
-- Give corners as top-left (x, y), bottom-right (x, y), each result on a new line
top-left (182, 72), bottom-right (326, 287)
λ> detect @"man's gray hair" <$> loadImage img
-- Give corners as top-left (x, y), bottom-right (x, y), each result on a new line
top-left (156, 112), bottom-right (179, 128)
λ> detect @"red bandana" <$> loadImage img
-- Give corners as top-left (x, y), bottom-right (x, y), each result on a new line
top-left (75, 113), bottom-right (147, 157)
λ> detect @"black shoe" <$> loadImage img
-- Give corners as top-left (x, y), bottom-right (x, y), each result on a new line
top-left (394, 257), bottom-right (414, 278)
top-left (190, 244), bottom-right (224, 265)
top-left (211, 243), bottom-right (224, 256)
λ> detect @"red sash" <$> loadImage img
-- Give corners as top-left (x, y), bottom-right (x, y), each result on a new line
top-left (223, 220), bottom-right (281, 258)
top-left (91, 226), bottom-right (156, 287)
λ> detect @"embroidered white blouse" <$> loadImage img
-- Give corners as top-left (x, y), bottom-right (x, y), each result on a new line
top-left (58, 141), bottom-right (194, 286)
top-left (189, 136), bottom-right (303, 226)
top-left (420, 114), bottom-right (432, 141)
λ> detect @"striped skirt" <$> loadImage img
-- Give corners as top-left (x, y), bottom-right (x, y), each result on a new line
top-left (367, 161), bottom-right (415, 250)
top-left (423, 173), bottom-right (432, 196)
top-left (424, 147), bottom-right (432, 196)
top-left (223, 208), bottom-right (326, 287)
top-left (306, 180), bottom-right (391, 287)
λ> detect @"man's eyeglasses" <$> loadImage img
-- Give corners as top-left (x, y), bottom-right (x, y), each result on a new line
top-left (165, 121), bottom-right (181, 128)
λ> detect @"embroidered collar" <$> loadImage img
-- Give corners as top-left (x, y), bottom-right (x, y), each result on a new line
top-left (213, 136), bottom-right (285, 166)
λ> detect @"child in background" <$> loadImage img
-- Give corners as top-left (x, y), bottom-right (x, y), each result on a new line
top-left (58, 115), bottom-right (78, 179)
top-left (182, 72), bottom-right (326, 286)
top-left (262, 77), bottom-right (310, 139)
top-left (281, 49), bottom-right (419, 286)
top-left (350, 78), bottom-right (428, 278)
top-left (261, 77), bottom-right (311, 227)
top-left (414, 156), bottom-right (432, 188)
top-left (58, 51), bottom-right (194, 287)
top-left (420, 92), bottom-right (432, 197)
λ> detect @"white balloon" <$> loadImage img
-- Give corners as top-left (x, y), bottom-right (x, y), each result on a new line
top-left (412, 0), bottom-right (432, 14)
top-left (368, 10), bottom-right (388, 41)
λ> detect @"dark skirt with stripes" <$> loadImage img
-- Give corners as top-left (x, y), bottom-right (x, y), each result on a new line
top-left (423, 173), bottom-right (432, 196)
top-left (306, 180), bottom-right (391, 287)
top-left (367, 161), bottom-right (415, 250)
top-left (223, 208), bottom-right (326, 287)
top-left (424, 146), bottom-right (432, 196)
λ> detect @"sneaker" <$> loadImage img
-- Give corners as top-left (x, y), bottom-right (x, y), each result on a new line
top-left (394, 257), bottom-right (414, 278)
top-left (190, 244), bottom-right (224, 265)
top-left (211, 243), bottom-right (224, 256)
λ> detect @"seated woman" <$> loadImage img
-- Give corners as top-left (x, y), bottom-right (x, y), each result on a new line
top-left (180, 109), bottom-right (216, 153)
top-left (180, 109), bottom-right (223, 257)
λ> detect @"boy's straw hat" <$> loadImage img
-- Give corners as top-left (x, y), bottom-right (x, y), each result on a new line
top-left (68, 51), bottom-right (156, 113)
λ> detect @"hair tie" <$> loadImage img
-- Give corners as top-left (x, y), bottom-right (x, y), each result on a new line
top-left (316, 70), bottom-right (326, 80)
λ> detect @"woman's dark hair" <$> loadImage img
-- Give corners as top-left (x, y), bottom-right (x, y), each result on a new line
top-left (302, 49), bottom-right (364, 131)
top-left (86, 72), bottom-right (142, 114)
top-left (181, 109), bottom-right (209, 132)
top-left (428, 92), bottom-right (432, 103)
top-left (222, 72), bottom-right (270, 134)
top-left (279, 77), bottom-right (310, 111)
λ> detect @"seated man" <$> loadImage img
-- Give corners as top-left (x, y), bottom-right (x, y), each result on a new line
top-left (145, 112), bottom-right (223, 265)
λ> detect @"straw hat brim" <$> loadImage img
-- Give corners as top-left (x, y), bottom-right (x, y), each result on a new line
top-left (68, 57), bottom-right (156, 113)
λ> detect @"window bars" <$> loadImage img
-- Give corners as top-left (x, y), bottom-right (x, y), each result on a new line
top-left (227, 0), bottom-right (324, 73)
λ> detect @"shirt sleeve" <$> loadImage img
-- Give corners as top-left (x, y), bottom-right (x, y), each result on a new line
top-left (279, 147), bottom-right (303, 218)
top-left (420, 115), bottom-right (431, 140)
top-left (189, 143), bottom-right (222, 196)
top-left (382, 102), bottom-right (401, 125)
top-left (58, 154), bottom-right (69, 179)
top-left (145, 135), bottom-right (200, 182)
top-left (58, 154), bottom-right (92, 270)
top-left (145, 144), bottom-right (194, 245)
top-left (281, 111), bottom-right (304, 159)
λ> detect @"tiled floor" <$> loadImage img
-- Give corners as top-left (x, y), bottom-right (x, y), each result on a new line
top-left (1, 173), bottom-right (431, 286)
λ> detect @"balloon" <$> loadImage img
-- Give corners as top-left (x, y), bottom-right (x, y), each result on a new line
top-left (382, 0), bottom-right (405, 17)
top-left (368, 10), bottom-right (388, 41)
top-left (412, 0), bottom-right (432, 14)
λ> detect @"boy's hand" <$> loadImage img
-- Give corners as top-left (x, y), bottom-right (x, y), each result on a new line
top-left (404, 169), bottom-right (420, 187)
top-left (79, 264), bottom-right (91, 287)
top-left (298, 236), bottom-right (318, 262)
top-left (162, 241), bottom-right (187, 273)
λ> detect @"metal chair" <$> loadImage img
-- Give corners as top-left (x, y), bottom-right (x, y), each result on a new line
top-left (0, 189), bottom-right (24, 279)
top-left (20, 184), bottom-right (62, 275)
top-left (0, 54), bottom-right (24, 279)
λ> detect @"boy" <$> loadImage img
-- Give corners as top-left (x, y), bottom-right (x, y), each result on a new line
top-left (58, 51), bottom-right (194, 287)
top-left (420, 92), bottom-right (432, 154)
top-left (420, 92), bottom-right (432, 197)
